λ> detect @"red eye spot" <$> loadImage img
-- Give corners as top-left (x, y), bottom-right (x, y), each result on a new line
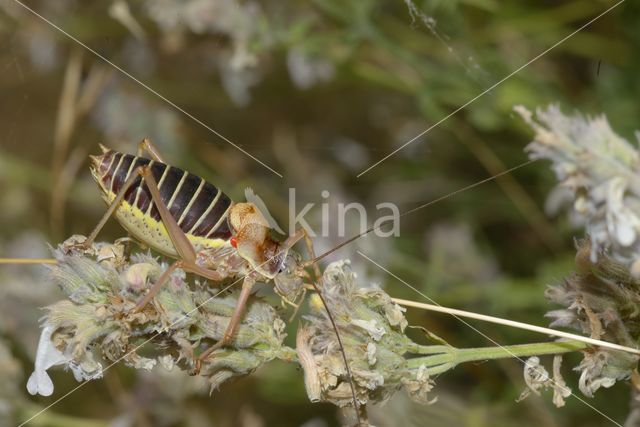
top-left (230, 237), bottom-right (238, 248)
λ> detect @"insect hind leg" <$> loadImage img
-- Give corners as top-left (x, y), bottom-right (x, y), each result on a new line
top-left (82, 162), bottom-right (190, 253)
top-left (133, 260), bottom-right (182, 311)
top-left (137, 138), bottom-right (166, 163)
top-left (130, 165), bottom-right (233, 308)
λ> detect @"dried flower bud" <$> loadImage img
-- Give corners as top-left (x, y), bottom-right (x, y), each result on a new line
top-left (27, 237), bottom-right (291, 396)
top-left (515, 105), bottom-right (640, 273)
top-left (518, 355), bottom-right (571, 407)
top-left (300, 260), bottom-right (436, 407)
top-left (545, 240), bottom-right (640, 398)
top-left (25, 237), bottom-right (592, 416)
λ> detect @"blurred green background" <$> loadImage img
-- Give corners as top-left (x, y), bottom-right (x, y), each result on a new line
top-left (0, 0), bottom-right (637, 426)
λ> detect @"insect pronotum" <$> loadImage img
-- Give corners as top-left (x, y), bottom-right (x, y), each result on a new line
top-left (5, 138), bottom-right (363, 424)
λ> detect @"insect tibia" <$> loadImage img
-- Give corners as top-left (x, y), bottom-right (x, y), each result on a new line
top-left (29, 242), bottom-right (290, 397)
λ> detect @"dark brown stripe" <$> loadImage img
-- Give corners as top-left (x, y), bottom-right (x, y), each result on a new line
top-left (110, 154), bottom-right (134, 195)
top-left (101, 152), bottom-right (122, 190)
top-left (133, 162), bottom-right (174, 221)
top-left (180, 182), bottom-right (217, 233)
top-left (156, 167), bottom-right (183, 212)
top-left (148, 162), bottom-right (169, 221)
top-left (99, 151), bottom-right (116, 177)
top-left (168, 174), bottom-right (200, 223)
top-left (97, 150), bottom-right (233, 241)
top-left (124, 157), bottom-right (151, 204)
top-left (210, 214), bottom-right (232, 239)
top-left (193, 194), bottom-right (232, 239)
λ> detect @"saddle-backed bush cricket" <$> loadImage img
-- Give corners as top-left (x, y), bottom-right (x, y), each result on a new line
top-left (4, 138), bottom-right (363, 423)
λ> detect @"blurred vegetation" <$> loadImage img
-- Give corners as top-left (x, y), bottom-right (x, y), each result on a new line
top-left (0, 0), bottom-right (638, 426)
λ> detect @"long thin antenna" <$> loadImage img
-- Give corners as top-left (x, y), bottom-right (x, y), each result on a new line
top-left (306, 225), bottom-right (378, 266)
top-left (4, 159), bottom-right (530, 424)
top-left (2, 255), bottom-right (362, 422)
top-left (12, 0), bottom-right (283, 178)
top-left (308, 159), bottom-right (536, 265)
top-left (309, 281), bottom-right (362, 425)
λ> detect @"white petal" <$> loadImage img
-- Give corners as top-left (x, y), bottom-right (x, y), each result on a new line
top-left (34, 326), bottom-right (67, 370)
top-left (26, 325), bottom-right (69, 396)
top-left (614, 220), bottom-right (636, 246)
top-left (27, 371), bottom-right (54, 396)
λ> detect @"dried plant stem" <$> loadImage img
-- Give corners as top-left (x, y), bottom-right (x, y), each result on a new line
top-left (51, 146), bottom-right (87, 237)
top-left (0, 258), bottom-right (57, 264)
top-left (407, 341), bottom-right (588, 375)
top-left (4, 255), bottom-right (637, 356)
top-left (52, 49), bottom-right (83, 179)
top-left (393, 297), bottom-right (640, 355)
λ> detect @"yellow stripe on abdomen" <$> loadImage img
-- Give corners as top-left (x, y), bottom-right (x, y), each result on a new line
top-left (107, 193), bottom-right (228, 258)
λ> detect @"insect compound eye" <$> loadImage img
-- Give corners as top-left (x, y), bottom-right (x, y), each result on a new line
top-left (230, 236), bottom-right (238, 248)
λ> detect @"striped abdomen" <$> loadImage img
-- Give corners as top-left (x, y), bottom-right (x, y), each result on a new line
top-left (90, 149), bottom-right (233, 257)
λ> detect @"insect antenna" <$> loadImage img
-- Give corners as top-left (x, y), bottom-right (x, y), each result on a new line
top-left (309, 159), bottom-right (537, 267)
top-left (306, 220), bottom-right (392, 267)
top-left (281, 233), bottom-right (363, 424)
top-left (307, 279), bottom-right (362, 426)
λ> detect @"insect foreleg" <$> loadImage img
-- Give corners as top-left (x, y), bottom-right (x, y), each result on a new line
top-left (286, 287), bottom-right (307, 322)
top-left (277, 228), bottom-right (321, 279)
